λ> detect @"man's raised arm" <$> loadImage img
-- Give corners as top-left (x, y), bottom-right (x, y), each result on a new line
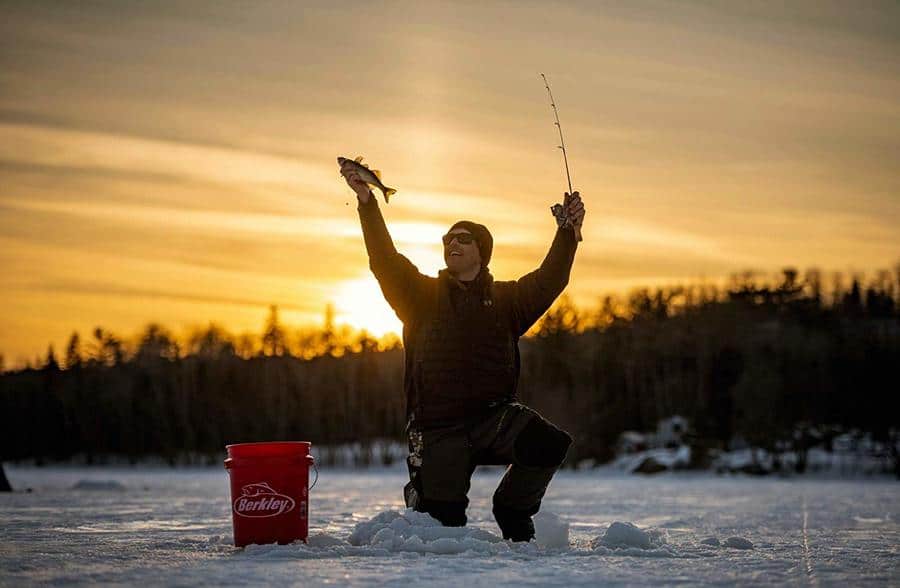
top-left (343, 164), bottom-right (427, 324)
top-left (511, 191), bottom-right (585, 336)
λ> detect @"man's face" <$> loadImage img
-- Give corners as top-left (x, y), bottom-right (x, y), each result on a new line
top-left (443, 228), bottom-right (481, 275)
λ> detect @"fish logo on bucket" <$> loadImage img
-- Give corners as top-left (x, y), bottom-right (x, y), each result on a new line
top-left (233, 482), bottom-right (296, 518)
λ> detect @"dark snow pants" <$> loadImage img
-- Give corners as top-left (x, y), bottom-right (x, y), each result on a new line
top-left (403, 403), bottom-right (572, 528)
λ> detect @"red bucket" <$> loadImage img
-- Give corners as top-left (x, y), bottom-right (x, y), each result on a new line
top-left (224, 441), bottom-right (316, 547)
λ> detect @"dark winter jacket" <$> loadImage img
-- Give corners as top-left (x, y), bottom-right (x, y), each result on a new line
top-left (357, 197), bottom-right (578, 428)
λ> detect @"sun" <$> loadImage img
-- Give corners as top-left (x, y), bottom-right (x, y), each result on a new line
top-left (332, 276), bottom-right (403, 337)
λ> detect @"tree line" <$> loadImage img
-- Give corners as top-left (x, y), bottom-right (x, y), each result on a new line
top-left (1, 266), bottom-right (898, 471)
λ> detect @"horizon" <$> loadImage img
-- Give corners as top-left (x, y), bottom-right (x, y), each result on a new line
top-left (2, 1), bottom-right (899, 364)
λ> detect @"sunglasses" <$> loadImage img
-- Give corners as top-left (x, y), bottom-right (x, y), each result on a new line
top-left (442, 233), bottom-right (476, 246)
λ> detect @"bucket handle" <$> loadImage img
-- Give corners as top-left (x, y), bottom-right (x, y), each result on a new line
top-left (309, 456), bottom-right (318, 491)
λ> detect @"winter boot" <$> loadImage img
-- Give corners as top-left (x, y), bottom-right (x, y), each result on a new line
top-left (493, 503), bottom-right (536, 542)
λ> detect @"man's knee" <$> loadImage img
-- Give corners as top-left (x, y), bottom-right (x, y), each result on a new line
top-left (513, 417), bottom-right (572, 468)
top-left (404, 449), bottom-right (469, 528)
top-left (417, 498), bottom-right (468, 527)
top-left (407, 481), bottom-right (467, 526)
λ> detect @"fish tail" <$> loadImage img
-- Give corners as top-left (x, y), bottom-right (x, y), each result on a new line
top-left (383, 186), bottom-right (397, 203)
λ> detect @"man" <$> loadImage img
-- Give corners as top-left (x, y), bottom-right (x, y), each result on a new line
top-left (340, 160), bottom-right (584, 542)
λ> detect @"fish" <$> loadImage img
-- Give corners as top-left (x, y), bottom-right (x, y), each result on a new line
top-left (337, 156), bottom-right (397, 203)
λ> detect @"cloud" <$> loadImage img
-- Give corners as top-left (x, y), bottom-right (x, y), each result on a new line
top-left (0, 122), bottom-right (338, 201)
top-left (19, 277), bottom-right (321, 315)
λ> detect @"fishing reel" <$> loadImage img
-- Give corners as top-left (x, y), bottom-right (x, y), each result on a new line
top-left (550, 193), bottom-right (584, 241)
top-left (550, 202), bottom-right (571, 229)
top-left (551, 191), bottom-right (577, 229)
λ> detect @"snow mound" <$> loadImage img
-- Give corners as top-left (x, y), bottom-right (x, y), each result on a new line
top-left (590, 521), bottom-right (679, 558)
top-left (348, 509), bottom-right (508, 555)
top-left (534, 511), bottom-right (569, 549)
top-left (71, 479), bottom-right (126, 491)
top-left (723, 536), bottom-right (754, 550)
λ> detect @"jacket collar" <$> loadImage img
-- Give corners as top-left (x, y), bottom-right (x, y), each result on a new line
top-left (438, 267), bottom-right (495, 307)
top-left (439, 266), bottom-right (492, 290)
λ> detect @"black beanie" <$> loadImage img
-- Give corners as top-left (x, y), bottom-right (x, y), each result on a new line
top-left (449, 220), bottom-right (493, 267)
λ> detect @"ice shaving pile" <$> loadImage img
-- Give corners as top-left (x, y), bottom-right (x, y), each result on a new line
top-left (346, 509), bottom-right (577, 554)
top-left (348, 509), bottom-right (507, 555)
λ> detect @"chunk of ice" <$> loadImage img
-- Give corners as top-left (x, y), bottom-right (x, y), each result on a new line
top-left (589, 521), bottom-right (680, 557)
top-left (534, 511), bottom-right (569, 549)
top-left (596, 521), bottom-right (653, 549)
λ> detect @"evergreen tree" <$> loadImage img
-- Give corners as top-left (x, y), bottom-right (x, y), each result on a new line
top-left (65, 332), bottom-right (82, 369)
top-left (262, 305), bottom-right (287, 357)
top-left (44, 345), bottom-right (59, 370)
top-left (136, 323), bottom-right (180, 362)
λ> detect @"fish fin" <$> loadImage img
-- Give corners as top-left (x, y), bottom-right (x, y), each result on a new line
top-left (354, 156), bottom-right (364, 163)
top-left (383, 186), bottom-right (397, 203)
top-left (372, 169), bottom-right (382, 179)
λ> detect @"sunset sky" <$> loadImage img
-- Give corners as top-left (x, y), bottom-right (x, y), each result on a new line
top-left (1, 1), bottom-right (898, 366)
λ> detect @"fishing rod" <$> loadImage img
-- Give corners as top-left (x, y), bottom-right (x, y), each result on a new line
top-left (541, 73), bottom-right (583, 242)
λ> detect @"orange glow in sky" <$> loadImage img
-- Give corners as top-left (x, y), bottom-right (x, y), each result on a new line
top-left (1, 2), bottom-right (899, 365)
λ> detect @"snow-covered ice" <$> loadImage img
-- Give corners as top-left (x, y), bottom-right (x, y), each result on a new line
top-left (70, 479), bottom-right (127, 491)
top-left (1, 466), bottom-right (898, 586)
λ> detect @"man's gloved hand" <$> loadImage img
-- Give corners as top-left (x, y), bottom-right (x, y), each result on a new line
top-left (551, 191), bottom-right (584, 241)
top-left (566, 191), bottom-right (585, 238)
